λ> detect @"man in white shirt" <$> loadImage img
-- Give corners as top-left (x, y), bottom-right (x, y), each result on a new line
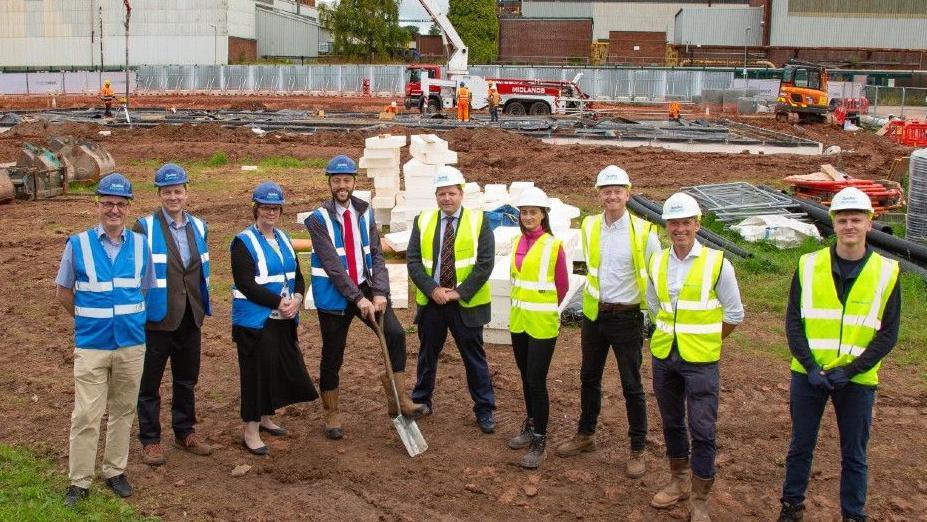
top-left (645, 192), bottom-right (744, 522)
top-left (555, 165), bottom-right (661, 480)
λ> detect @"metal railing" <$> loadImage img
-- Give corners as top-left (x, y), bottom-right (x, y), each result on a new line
top-left (863, 85), bottom-right (927, 119)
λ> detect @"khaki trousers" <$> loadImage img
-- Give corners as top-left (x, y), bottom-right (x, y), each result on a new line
top-left (68, 344), bottom-right (145, 488)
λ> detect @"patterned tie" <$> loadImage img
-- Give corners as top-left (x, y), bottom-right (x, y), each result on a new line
top-left (343, 209), bottom-right (358, 284)
top-left (439, 216), bottom-right (456, 288)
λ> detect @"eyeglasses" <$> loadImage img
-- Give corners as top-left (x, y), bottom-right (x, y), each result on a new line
top-left (257, 205), bottom-right (282, 213)
top-left (99, 201), bottom-right (129, 210)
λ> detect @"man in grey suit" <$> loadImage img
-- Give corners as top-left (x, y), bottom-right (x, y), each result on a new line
top-left (408, 166), bottom-right (497, 433)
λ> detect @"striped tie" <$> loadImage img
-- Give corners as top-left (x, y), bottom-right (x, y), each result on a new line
top-left (439, 216), bottom-right (456, 287)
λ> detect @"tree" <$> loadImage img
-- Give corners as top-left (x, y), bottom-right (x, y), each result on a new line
top-left (403, 25), bottom-right (420, 38)
top-left (428, 23), bottom-right (442, 36)
top-left (448, 0), bottom-right (498, 64)
top-left (319, 0), bottom-right (409, 60)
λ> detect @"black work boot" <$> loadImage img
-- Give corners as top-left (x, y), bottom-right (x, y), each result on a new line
top-left (777, 501), bottom-right (805, 521)
top-left (104, 474), bottom-right (133, 498)
top-left (64, 485), bottom-right (89, 507)
top-left (520, 433), bottom-right (547, 469)
top-left (508, 418), bottom-right (534, 450)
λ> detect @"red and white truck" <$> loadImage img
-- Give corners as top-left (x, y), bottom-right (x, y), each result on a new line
top-left (404, 0), bottom-right (589, 116)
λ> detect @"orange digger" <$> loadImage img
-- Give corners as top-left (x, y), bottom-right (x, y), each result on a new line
top-left (775, 60), bottom-right (829, 123)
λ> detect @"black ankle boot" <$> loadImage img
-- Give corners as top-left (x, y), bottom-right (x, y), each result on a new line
top-left (520, 433), bottom-right (546, 469)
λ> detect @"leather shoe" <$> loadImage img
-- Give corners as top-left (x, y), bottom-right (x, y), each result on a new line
top-left (259, 424), bottom-right (288, 437)
top-left (104, 474), bottom-right (133, 498)
top-left (242, 439), bottom-right (269, 456)
top-left (477, 413), bottom-right (495, 434)
top-left (64, 485), bottom-right (89, 507)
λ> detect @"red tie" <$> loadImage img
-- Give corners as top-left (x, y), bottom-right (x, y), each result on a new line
top-left (342, 209), bottom-right (358, 284)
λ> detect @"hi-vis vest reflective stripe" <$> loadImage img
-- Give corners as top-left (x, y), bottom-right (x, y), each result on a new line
top-left (415, 208), bottom-right (490, 308)
top-left (138, 212), bottom-right (211, 322)
top-left (649, 246), bottom-right (725, 363)
top-left (458, 87), bottom-right (470, 102)
top-left (231, 225), bottom-right (298, 329)
top-left (582, 213), bottom-right (653, 321)
top-left (791, 248), bottom-right (899, 386)
top-left (309, 206), bottom-right (373, 312)
top-left (71, 229), bottom-right (148, 349)
top-left (509, 233), bottom-right (562, 340)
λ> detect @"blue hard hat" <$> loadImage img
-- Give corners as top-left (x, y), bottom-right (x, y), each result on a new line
top-left (459, 82), bottom-right (465, 87)
top-left (325, 155), bottom-right (357, 176)
top-left (97, 172), bottom-right (133, 199)
top-left (252, 181), bottom-right (285, 205)
top-left (154, 163), bottom-right (188, 187)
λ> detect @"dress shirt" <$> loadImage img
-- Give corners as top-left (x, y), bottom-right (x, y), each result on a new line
top-left (598, 211), bottom-right (662, 304)
top-left (55, 225), bottom-right (155, 291)
top-left (161, 208), bottom-right (193, 267)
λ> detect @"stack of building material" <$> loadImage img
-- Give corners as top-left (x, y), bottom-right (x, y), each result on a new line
top-left (395, 134), bottom-right (460, 232)
top-left (386, 263), bottom-right (409, 309)
top-left (360, 134), bottom-right (406, 228)
top-left (483, 184), bottom-right (509, 209)
top-left (463, 182), bottom-right (483, 209)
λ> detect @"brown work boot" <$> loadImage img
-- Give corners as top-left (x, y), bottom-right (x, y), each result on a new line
top-left (626, 449), bottom-right (646, 479)
top-left (174, 433), bottom-right (213, 456)
top-left (651, 457), bottom-right (691, 508)
top-left (688, 475), bottom-right (714, 522)
top-left (382, 372), bottom-right (428, 418)
top-left (141, 443), bottom-right (166, 466)
top-left (321, 389), bottom-right (343, 439)
top-left (554, 432), bottom-right (597, 458)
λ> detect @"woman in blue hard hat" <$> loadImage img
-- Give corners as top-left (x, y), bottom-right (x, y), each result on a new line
top-left (230, 181), bottom-right (317, 455)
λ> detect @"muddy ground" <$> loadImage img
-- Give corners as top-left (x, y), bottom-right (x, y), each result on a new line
top-left (0, 103), bottom-right (925, 521)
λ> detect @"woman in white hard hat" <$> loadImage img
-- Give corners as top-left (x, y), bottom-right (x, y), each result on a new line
top-left (507, 186), bottom-right (570, 469)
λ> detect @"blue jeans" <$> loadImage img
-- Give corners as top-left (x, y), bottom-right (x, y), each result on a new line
top-left (781, 371), bottom-right (875, 519)
top-left (651, 351), bottom-right (719, 479)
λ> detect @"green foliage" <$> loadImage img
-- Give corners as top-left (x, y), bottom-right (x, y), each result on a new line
top-left (428, 23), bottom-right (442, 36)
top-left (254, 156), bottom-right (328, 170)
top-left (205, 152), bottom-right (228, 167)
top-left (0, 444), bottom-right (151, 521)
top-left (403, 25), bottom-right (420, 38)
top-left (448, 0), bottom-right (498, 64)
top-left (320, 0), bottom-right (410, 60)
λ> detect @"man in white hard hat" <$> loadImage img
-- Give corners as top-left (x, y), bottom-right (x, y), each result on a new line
top-left (645, 192), bottom-right (744, 522)
top-left (407, 166), bottom-right (497, 433)
top-left (778, 187), bottom-right (900, 522)
top-left (555, 165), bottom-right (661, 480)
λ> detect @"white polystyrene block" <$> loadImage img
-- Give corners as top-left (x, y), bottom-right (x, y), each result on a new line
top-left (362, 147), bottom-right (401, 160)
top-left (409, 134), bottom-right (448, 157)
top-left (464, 182), bottom-right (481, 193)
top-left (372, 195), bottom-right (396, 208)
top-left (360, 156), bottom-right (400, 171)
top-left (403, 157), bottom-right (442, 176)
top-left (353, 190), bottom-right (372, 203)
top-left (489, 255), bottom-right (513, 296)
top-left (390, 207), bottom-right (409, 232)
top-left (365, 134), bottom-right (407, 149)
top-left (558, 274), bottom-right (587, 314)
top-left (374, 207), bottom-right (391, 227)
top-left (493, 226), bottom-right (522, 256)
top-left (484, 327), bottom-right (512, 346)
top-left (384, 230), bottom-right (412, 252)
top-left (403, 194), bottom-right (435, 207)
top-left (421, 149), bottom-right (458, 166)
top-left (484, 184), bottom-right (508, 198)
top-left (549, 199), bottom-right (581, 220)
top-left (373, 176), bottom-right (401, 189)
top-left (403, 173), bottom-right (434, 187)
top-left (385, 263), bottom-right (409, 309)
top-left (365, 166), bottom-right (401, 177)
top-left (295, 210), bottom-right (313, 225)
top-left (304, 291), bottom-right (316, 310)
top-left (395, 191), bottom-right (406, 206)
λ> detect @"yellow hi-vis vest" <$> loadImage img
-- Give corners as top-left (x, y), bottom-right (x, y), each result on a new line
top-left (415, 208), bottom-right (491, 308)
top-left (582, 212), bottom-right (654, 321)
top-left (791, 248), bottom-right (899, 386)
top-left (509, 233), bottom-right (562, 339)
top-left (649, 246), bottom-right (725, 363)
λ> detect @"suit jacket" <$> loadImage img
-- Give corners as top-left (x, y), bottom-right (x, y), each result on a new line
top-left (407, 207), bottom-right (494, 328)
top-left (133, 210), bottom-right (206, 331)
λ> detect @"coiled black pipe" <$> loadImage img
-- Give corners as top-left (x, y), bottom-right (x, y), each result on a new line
top-left (814, 221), bottom-right (927, 279)
top-left (626, 196), bottom-right (750, 259)
top-left (756, 185), bottom-right (895, 235)
top-left (630, 195), bottom-right (753, 259)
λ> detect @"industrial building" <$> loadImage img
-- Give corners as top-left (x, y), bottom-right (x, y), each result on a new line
top-left (0, 0), bottom-right (322, 68)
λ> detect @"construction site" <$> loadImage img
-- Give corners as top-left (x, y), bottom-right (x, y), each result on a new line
top-left (1, 0), bottom-right (927, 521)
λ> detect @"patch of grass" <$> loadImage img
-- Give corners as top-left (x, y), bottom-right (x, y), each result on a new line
top-left (205, 152), bottom-right (229, 168)
top-left (254, 156), bottom-right (327, 170)
top-left (0, 444), bottom-right (151, 521)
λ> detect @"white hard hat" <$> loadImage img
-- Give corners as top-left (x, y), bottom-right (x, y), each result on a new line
top-left (595, 165), bottom-right (631, 188)
top-left (829, 187), bottom-right (874, 215)
top-left (433, 165), bottom-right (466, 188)
top-left (515, 186), bottom-right (550, 209)
top-left (391, 101), bottom-right (397, 107)
top-left (662, 192), bottom-right (702, 220)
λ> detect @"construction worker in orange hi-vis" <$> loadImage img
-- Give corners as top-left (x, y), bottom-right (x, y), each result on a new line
top-left (669, 102), bottom-right (681, 121)
top-left (385, 101), bottom-right (399, 115)
top-left (457, 82), bottom-right (471, 122)
top-left (100, 79), bottom-right (115, 118)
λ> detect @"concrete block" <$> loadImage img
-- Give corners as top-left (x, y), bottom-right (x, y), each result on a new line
top-left (360, 156), bottom-right (401, 170)
top-left (384, 230), bottom-right (412, 252)
top-left (484, 327), bottom-right (512, 346)
top-left (372, 195), bottom-right (396, 208)
top-left (365, 134), bottom-right (407, 149)
top-left (410, 134), bottom-right (448, 157)
top-left (362, 147), bottom-right (402, 160)
top-left (421, 149), bottom-right (458, 166)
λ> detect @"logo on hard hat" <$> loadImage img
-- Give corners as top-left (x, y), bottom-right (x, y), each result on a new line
top-left (436, 174), bottom-right (449, 182)
top-left (111, 183), bottom-right (125, 190)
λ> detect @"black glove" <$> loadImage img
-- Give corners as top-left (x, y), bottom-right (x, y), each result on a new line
top-left (807, 365), bottom-right (834, 392)
top-left (826, 367), bottom-right (851, 390)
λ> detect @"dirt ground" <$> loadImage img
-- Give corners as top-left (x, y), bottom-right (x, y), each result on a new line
top-left (0, 105), bottom-right (925, 521)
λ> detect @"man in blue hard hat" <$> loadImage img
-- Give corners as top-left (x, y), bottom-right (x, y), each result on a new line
top-left (55, 173), bottom-right (155, 507)
top-left (304, 155), bottom-right (426, 440)
top-left (133, 164), bottom-right (213, 467)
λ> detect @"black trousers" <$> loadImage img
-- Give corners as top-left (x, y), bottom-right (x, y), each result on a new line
top-left (137, 304), bottom-right (201, 445)
top-left (412, 302), bottom-right (496, 416)
top-left (318, 284), bottom-right (406, 392)
top-left (512, 332), bottom-right (557, 435)
top-left (578, 310), bottom-right (648, 451)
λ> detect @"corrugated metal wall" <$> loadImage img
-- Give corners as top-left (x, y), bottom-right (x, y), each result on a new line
top-left (674, 7), bottom-right (763, 45)
top-left (255, 7), bottom-right (319, 58)
top-left (770, 0), bottom-right (927, 48)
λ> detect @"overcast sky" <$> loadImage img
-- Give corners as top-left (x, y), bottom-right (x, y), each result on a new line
top-left (399, 0), bottom-right (451, 31)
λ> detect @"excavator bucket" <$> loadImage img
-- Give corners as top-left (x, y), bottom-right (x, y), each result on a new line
top-left (47, 136), bottom-right (115, 183)
top-left (0, 167), bottom-right (15, 204)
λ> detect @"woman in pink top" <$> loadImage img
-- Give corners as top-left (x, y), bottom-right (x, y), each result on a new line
top-left (507, 187), bottom-right (570, 469)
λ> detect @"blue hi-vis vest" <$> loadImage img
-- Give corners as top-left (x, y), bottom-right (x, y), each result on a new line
top-left (137, 212), bottom-right (212, 322)
top-left (70, 228), bottom-right (149, 349)
top-left (307, 206), bottom-right (374, 313)
top-left (231, 225), bottom-right (298, 329)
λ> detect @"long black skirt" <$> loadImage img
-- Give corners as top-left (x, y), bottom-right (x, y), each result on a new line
top-left (233, 319), bottom-right (318, 422)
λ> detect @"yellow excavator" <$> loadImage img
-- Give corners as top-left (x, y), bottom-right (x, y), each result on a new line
top-left (775, 60), bottom-right (829, 123)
